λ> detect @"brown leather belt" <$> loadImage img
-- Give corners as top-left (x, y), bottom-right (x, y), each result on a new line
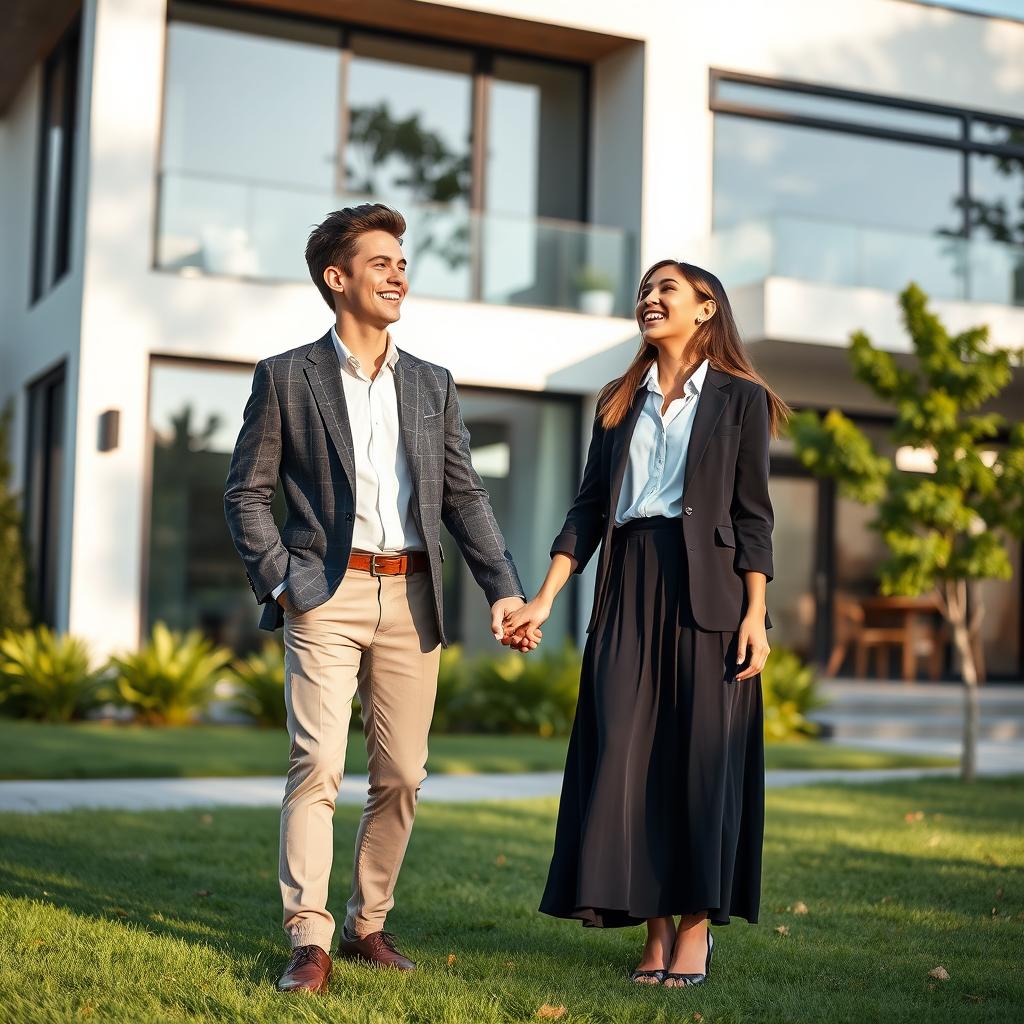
top-left (348, 550), bottom-right (430, 576)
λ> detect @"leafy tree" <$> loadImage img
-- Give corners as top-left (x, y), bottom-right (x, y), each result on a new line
top-left (789, 284), bottom-right (1024, 782)
top-left (0, 402), bottom-right (30, 633)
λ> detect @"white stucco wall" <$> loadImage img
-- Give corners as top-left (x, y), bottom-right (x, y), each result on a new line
top-left (0, 1), bottom-right (97, 633)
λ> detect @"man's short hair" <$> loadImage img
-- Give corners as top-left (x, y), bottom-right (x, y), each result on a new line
top-left (305, 203), bottom-right (407, 311)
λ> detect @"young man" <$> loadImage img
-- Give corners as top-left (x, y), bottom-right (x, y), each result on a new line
top-left (224, 204), bottom-right (536, 994)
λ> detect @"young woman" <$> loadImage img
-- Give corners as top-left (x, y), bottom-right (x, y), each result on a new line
top-left (504, 260), bottom-right (788, 988)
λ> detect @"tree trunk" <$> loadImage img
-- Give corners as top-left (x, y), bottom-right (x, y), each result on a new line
top-left (943, 579), bottom-right (979, 783)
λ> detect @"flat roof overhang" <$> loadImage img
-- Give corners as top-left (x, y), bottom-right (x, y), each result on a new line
top-left (0, 0), bottom-right (79, 114)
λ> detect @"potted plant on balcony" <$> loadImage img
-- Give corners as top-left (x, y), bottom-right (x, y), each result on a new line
top-left (574, 266), bottom-right (615, 316)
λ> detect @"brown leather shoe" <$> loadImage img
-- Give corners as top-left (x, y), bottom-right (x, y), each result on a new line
top-left (337, 930), bottom-right (416, 971)
top-left (276, 944), bottom-right (332, 993)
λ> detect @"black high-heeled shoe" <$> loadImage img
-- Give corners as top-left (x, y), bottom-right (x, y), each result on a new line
top-left (628, 967), bottom-right (667, 985)
top-left (664, 926), bottom-right (713, 988)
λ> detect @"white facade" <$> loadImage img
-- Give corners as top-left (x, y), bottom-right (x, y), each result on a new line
top-left (2, 0), bottom-right (1023, 671)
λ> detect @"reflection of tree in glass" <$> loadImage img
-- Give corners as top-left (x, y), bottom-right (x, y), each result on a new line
top-left (941, 126), bottom-right (1024, 302)
top-left (158, 406), bottom-right (222, 455)
top-left (958, 127), bottom-right (1024, 246)
top-left (345, 102), bottom-right (471, 277)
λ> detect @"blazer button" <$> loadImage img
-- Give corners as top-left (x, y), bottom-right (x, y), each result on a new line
top-left (684, 507), bottom-right (693, 516)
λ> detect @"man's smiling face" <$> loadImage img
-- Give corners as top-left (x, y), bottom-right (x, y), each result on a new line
top-left (332, 230), bottom-right (408, 327)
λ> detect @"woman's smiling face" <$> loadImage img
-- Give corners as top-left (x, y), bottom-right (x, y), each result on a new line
top-left (636, 264), bottom-right (714, 342)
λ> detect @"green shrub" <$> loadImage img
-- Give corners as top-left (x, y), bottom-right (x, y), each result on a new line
top-left (760, 646), bottom-right (825, 742)
top-left (109, 622), bottom-right (233, 725)
top-left (573, 265), bottom-right (613, 293)
top-left (428, 645), bottom-right (471, 733)
top-left (230, 641), bottom-right (286, 728)
top-left (0, 626), bottom-right (105, 721)
top-left (440, 642), bottom-right (582, 737)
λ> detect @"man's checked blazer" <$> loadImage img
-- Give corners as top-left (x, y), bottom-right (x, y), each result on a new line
top-left (223, 329), bottom-right (524, 642)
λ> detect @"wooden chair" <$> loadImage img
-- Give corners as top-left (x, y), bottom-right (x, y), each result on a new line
top-left (827, 593), bottom-right (947, 681)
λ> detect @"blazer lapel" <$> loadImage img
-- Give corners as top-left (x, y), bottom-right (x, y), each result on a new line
top-left (608, 388), bottom-right (647, 519)
top-left (682, 366), bottom-right (730, 500)
top-left (304, 331), bottom-right (356, 496)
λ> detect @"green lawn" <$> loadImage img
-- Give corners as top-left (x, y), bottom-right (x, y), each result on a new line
top-left (0, 777), bottom-right (1020, 1023)
top-left (0, 718), bottom-right (956, 780)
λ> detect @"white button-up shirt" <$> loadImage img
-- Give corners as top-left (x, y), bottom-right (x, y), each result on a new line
top-left (272, 327), bottom-right (423, 600)
top-left (614, 358), bottom-right (709, 526)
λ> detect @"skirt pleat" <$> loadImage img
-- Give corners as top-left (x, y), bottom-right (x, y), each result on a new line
top-left (539, 516), bottom-right (764, 927)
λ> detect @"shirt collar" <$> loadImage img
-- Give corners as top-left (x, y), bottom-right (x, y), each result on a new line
top-left (331, 324), bottom-right (400, 377)
top-left (642, 357), bottom-right (710, 398)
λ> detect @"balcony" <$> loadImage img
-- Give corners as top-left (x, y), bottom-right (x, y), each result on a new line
top-left (156, 171), bottom-right (637, 318)
top-left (700, 214), bottom-right (1024, 307)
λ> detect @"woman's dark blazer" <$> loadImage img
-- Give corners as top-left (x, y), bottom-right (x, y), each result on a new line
top-left (551, 366), bottom-right (774, 633)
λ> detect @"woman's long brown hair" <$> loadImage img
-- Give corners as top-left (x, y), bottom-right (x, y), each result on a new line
top-left (598, 260), bottom-right (790, 437)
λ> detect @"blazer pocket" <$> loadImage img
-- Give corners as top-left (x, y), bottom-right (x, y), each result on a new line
top-left (282, 528), bottom-right (317, 550)
top-left (715, 523), bottom-right (736, 548)
top-left (715, 424), bottom-right (741, 436)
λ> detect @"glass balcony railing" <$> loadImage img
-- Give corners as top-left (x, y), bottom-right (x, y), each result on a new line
top-left (156, 170), bottom-right (637, 317)
top-left (693, 214), bottom-right (1024, 306)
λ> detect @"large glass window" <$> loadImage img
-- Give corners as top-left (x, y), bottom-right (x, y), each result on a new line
top-left (159, 4), bottom-right (341, 280)
top-left (146, 361), bottom-right (268, 650)
top-left (713, 117), bottom-right (962, 235)
top-left (711, 73), bottom-right (1024, 304)
top-left (32, 16), bottom-right (80, 303)
top-left (24, 364), bottom-right (66, 626)
top-left (441, 390), bottom-right (580, 654)
top-left (157, 4), bottom-right (632, 314)
top-left (146, 360), bottom-right (578, 653)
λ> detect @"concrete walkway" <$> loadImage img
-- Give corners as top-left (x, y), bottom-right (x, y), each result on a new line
top-left (1, 763), bottom-right (1014, 814)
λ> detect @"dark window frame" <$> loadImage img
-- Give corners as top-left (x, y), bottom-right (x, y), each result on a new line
top-left (153, 0), bottom-right (592, 275)
top-left (710, 68), bottom-right (1024, 240)
top-left (31, 15), bottom-right (81, 305)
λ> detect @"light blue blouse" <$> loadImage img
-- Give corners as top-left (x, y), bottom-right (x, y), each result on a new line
top-left (614, 358), bottom-right (710, 526)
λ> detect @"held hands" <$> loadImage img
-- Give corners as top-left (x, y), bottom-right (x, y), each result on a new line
top-left (500, 597), bottom-right (551, 653)
top-left (490, 597), bottom-right (542, 654)
top-left (734, 610), bottom-right (770, 681)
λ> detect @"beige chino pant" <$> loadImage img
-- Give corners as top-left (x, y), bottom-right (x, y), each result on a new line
top-left (279, 565), bottom-right (441, 953)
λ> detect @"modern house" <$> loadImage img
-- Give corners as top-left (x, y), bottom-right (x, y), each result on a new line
top-left (2, 0), bottom-right (1022, 678)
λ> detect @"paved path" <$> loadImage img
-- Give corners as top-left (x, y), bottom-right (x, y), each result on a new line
top-left (2, 763), bottom-right (1016, 814)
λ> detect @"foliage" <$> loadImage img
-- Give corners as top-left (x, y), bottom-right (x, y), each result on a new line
top-left (788, 283), bottom-right (1024, 780)
top-left (573, 265), bottom-right (613, 293)
top-left (345, 101), bottom-right (471, 277)
top-left (759, 647), bottom-right (824, 742)
top-left (229, 641), bottom-right (286, 728)
top-left (788, 284), bottom-right (1024, 604)
top-left (432, 642), bottom-right (582, 737)
top-left (0, 402), bottom-right (30, 633)
top-left (0, 626), bottom-right (105, 722)
top-left (108, 622), bottom-right (234, 726)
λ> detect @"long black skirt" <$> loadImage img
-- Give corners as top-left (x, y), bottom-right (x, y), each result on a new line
top-left (539, 516), bottom-right (764, 928)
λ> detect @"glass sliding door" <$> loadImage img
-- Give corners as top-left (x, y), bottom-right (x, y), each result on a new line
top-left (440, 390), bottom-right (580, 654)
top-left (483, 56), bottom-right (595, 311)
top-left (345, 33), bottom-right (474, 300)
top-left (160, 2), bottom-right (342, 279)
top-left (24, 365), bottom-right (66, 626)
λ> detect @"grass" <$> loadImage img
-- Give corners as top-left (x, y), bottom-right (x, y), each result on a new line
top-left (0, 718), bottom-right (956, 780)
top-left (0, 776), bottom-right (1020, 1023)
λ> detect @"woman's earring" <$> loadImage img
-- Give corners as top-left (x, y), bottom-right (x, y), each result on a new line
top-left (695, 317), bottom-right (703, 325)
